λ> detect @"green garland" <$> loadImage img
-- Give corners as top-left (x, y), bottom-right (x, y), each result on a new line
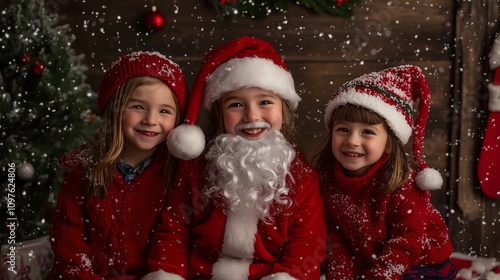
top-left (210, 0), bottom-right (362, 18)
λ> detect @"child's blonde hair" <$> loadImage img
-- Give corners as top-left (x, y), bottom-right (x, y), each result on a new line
top-left (85, 76), bottom-right (181, 197)
top-left (314, 104), bottom-right (412, 194)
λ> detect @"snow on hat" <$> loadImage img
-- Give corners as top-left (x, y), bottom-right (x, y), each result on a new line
top-left (98, 51), bottom-right (187, 115)
top-left (98, 51), bottom-right (191, 158)
top-left (323, 65), bottom-right (443, 190)
top-left (166, 36), bottom-right (300, 160)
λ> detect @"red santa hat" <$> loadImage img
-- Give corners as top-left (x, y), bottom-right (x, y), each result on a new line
top-left (98, 51), bottom-right (187, 116)
top-left (324, 65), bottom-right (443, 191)
top-left (166, 36), bottom-right (301, 160)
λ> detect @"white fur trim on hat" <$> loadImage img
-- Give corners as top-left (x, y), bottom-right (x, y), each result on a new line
top-left (324, 88), bottom-right (413, 144)
top-left (487, 83), bottom-right (500, 112)
top-left (142, 269), bottom-right (185, 280)
top-left (204, 57), bottom-right (300, 110)
top-left (167, 124), bottom-right (205, 160)
top-left (261, 272), bottom-right (297, 280)
top-left (415, 167), bottom-right (443, 190)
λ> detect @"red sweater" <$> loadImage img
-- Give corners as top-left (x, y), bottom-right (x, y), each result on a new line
top-left (320, 155), bottom-right (453, 280)
top-left (45, 147), bottom-right (168, 280)
top-left (148, 151), bottom-right (327, 280)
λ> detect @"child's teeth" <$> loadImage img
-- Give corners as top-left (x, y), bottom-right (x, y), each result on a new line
top-left (245, 129), bottom-right (261, 135)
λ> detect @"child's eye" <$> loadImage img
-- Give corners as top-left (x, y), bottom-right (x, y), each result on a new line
top-left (160, 109), bottom-right (172, 114)
top-left (227, 102), bottom-right (243, 108)
top-left (260, 100), bottom-right (273, 105)
top-left (335, 127), bottom-right (348, 132)
top-left (363, 129), bottom-right (375, 135)
top-left (130, 104), bottom-right (143, 110)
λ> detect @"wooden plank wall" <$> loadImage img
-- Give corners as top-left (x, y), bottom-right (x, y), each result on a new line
top-left (16, 0), bottom-right (498, 257)
top-left (450, 1), bottom-right (500, 258)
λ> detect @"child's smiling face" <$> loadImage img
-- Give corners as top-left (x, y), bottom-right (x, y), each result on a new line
top-left (220, 87), bottom-right (283, 140)
top-left (121, 81), bottom-right (177, 165)
top-left (331, 120), bottom-right (389, 176)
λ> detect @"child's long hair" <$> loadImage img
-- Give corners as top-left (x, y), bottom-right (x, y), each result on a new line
top-left (85, 76), bottom-right (181, 197)
top-left (314, 104), bottom-right (412, 194)
top-left (205, 96), bottom-right (296, 144)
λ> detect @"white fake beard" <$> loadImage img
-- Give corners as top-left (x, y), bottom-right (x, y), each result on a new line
top-left (205, 129), bottom-right (296, 220)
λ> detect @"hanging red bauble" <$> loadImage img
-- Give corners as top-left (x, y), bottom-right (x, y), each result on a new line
top-left (140, 5), bottom-right (166, 32)
top-left (18, 53), bottom-right (32, 65)
top-left (33, 61), bottom-right (44, 76)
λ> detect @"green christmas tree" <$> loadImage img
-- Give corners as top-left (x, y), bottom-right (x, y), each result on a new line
top-left (0, 0), bottom-right (99, 243)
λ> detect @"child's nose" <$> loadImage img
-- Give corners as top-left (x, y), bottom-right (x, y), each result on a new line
top-left (142, 112), bottom-right (158, 125)
top-left (244, 107), bottom-right (259, 122)
top-left (345, 133), bottom-right (360, 146)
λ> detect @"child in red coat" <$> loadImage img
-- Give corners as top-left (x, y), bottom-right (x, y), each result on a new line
top-left (143, 36), bottom-right (327, 280)
top-left (45, 52), bottom-right (191, 280)
top-left (315, 65), bottom-right (456, 279)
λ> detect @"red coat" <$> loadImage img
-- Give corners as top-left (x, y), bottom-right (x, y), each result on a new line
top-left (148, 151), bottom-right (327, 280)
top-left (320, 155), bottom-right (453, 280)
top-left (45, 147), bottom-right (168, 280)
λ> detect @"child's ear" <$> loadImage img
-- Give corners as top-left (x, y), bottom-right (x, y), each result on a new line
top-left (384, 141), bottom-right (391, 154)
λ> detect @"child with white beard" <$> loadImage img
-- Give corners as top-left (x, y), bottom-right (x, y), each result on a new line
top-left (143, 36), bottom-right (327, 280)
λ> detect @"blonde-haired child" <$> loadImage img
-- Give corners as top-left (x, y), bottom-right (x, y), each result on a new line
top-left (46, 51), bottom-right (188, 280)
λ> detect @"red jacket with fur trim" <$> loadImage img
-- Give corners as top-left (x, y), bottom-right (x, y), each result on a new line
top-left (45, 147), bottom-right (168, 280)
top-left (320, 155), bottom-right (453, 280)
top-left (148, 151), bottom-right (327, 280)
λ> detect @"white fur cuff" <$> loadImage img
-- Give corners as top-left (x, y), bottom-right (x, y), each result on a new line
top-left (211, 257), bottom-right (252, 280)
top-left (141, 269), bottom-right (185, 280)
top-left (488, 83), bottom-right (500, 112)
top-left (261, 272), bottom-right (297, 280)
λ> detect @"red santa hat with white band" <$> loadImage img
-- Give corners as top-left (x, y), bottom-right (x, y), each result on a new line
top-left (324, 65), bottom-right (443, 191)
top-left (167, 36), bottom-right (300, 160)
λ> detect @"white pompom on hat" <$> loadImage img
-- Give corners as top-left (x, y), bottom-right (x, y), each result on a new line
top-left (324, 65), bottom-right (443, 190)
top-left (167, 36), bottom-right (301, 160)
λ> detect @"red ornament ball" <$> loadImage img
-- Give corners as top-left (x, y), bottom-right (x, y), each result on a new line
top-left (141, 6), bottom-right (166, 32)
top-left (18, 53), bottom-right (32, 65)
top-left (34, 61), bottom-right (45, 76)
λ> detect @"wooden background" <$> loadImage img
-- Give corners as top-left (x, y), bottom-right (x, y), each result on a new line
top-left (7, 0), bottom-right (500, 257)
